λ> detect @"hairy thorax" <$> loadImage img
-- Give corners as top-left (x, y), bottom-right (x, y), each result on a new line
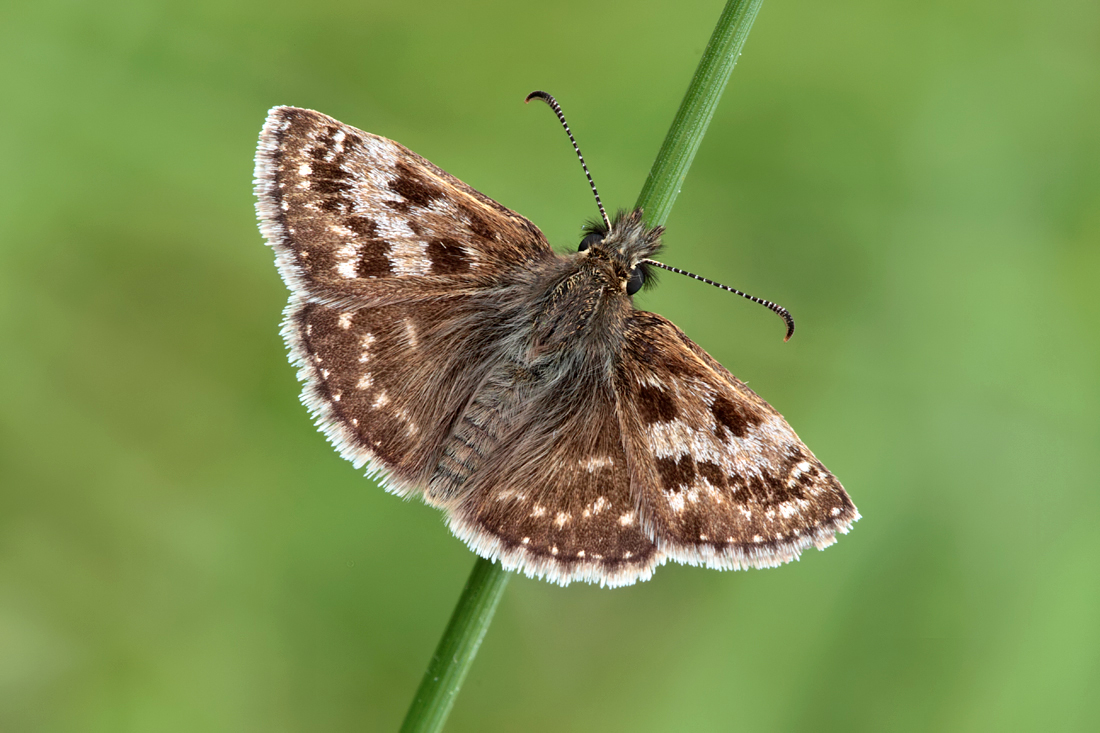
top-left (527, 251), bottom-right (633, 362)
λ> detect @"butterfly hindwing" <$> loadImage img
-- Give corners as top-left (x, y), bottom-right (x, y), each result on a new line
top-left (616, 312), bottom-right (859, 569)
top-left (255, 106), bottom-right (554, 306)
top-left (443, 361), bottom-right (663, 587)
top-left (286, 293), bottom-right (518, 496)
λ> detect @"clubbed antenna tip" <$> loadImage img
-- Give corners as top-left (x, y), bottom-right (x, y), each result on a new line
top-left (525, 90), bottom-right (611, 231)
top-left (642, 259), bottom-right (795, 341)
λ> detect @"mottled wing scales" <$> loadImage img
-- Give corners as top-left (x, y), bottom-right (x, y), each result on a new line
top-left (617, 312), bottom-right (859, 569)
top-left (285, 295), bottom-right (506, 496)
top-left (256, 106), bottom-right (554, 498)
top-left (444, 367), bottom-right (663, 587)
top-left (254, 106), bottom-right (553, 305)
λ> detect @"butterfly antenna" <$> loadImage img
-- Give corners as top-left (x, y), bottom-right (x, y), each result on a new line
top-left (525, 90), bottom-right (612, 231)
top-left (642, 259), bottom-right (796, 341)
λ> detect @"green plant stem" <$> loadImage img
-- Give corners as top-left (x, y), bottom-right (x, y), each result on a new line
top-left (399, 557), bottom-right (511, 733)
top-left (635, 0), bottom-right (765, 228)
top-left (398, 2), bottom-right (764, 731)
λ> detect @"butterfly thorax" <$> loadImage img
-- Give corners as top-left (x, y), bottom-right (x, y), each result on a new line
top-left (521, 210), bottom-right (664, 372)
top-left (526, 253), bottom-right (630, 359)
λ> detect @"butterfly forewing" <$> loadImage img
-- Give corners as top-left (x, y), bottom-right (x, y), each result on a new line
top-left (255, 106), bottom-right (553, 306)
top-left (616, 312), bottom-right (859, 569)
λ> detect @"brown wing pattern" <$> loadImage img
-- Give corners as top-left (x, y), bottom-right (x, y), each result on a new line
top-left (256, 106), bottom-right (555, 499)
top-left (256, 105), bottom-right (856, 586)
top-left (443, 362), bottom-right (663, 587)
top-left (254, 106), bottom-right (553, 306)
top-left (285, 294), bottom-right (511, 497)
top-left (616, 312), bottom-right (859, 570)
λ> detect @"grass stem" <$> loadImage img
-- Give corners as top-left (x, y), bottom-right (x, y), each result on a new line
top-left (398, 1), bottom-right (765, 729)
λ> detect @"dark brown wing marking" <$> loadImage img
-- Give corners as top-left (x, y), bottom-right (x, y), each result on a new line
top-left (254, 106), bottom-right (553, 307)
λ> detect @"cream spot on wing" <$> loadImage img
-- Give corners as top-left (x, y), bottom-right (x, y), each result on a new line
top-left (581, 456), bottom-right (614, 473)
top-left (778, 501), bottom-right (804, 519)
top-left (387, 239), bottom-right (431, 276)
top-left (577, 550), bottom-right (585, 558)
top-left (623, 551), bottom-right (633, 559)
top-left (753, 535), bottom-right (763, 543)
top-left (554, 512), bottom-right (571, 528)
top-left (394, 408), bottom-right (418, 436)
top-left (358, 333), bottom-right (376, 363)
top-left (298, 163), bottom-right (312, 177)
top-left (667, 493), bottom-right (685, 513)
top-left (371, 392), bottom-right (390, 409)
top-left (699, 533), bottom-right (708, 541)
top-left (550, 546), bottom-right (559, 556)
top-left (619, 512), bottom-right (635, 527)
top-left (351, 418), bottom-right (358, 426)
top-left (531, 505), bottom-right (547, 518)
top-left (739, 507), bottom-right (752, 520)
top-left (356, 373), bottom-right (373, 390)
top-left (334, 243), bottom-right (360, 279)
top-left (335, 259), bottom-right (358, 279)
top-left (403, 318), bottom-right (419, 348)
top-left (328, 129), bottom-right (346, 153)
top-left (645, 418), bottom-right (727, 463)
top-left (337, 312), bottom-right (354, 329)
top-left (331, 391), bottom-right (341, 402)
top-left (521, 537), bottom-right (530, 545)
top-left (831, 507), bottom-right (842, 516)
top-left (280, 200), bottom-right (289, 211)
top-left (591, 553), bottom-right (604, 560)
top-left (321, 368), bottom-right (330, 379)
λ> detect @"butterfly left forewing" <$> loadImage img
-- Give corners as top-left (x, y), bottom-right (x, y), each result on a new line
top-left (256, 106), bottom-right (561, 500)
top-left (616, 312), bottom-right (859, 570)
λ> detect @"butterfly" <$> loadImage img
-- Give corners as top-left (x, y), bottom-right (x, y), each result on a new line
top-left (253, 93), bottom-right (858, 588)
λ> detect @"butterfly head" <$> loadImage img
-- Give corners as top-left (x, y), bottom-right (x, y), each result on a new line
top-left (577, 209), bottom-right (663, 296)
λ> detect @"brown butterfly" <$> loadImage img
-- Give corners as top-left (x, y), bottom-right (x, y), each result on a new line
top-left (253, 92), bottom-right (858, 587)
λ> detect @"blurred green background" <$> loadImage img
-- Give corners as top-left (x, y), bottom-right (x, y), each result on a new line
top-left (2, 0), bottom-right (1098, 730)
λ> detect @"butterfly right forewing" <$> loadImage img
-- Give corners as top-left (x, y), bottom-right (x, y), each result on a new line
top-left (616, 312), bottom-right (859, 569)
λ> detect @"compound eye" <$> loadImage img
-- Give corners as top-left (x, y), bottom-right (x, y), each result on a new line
top-left (626, 266), bottom-right (645, 295)
top-left (578, 232), bottom-right (603, 252)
